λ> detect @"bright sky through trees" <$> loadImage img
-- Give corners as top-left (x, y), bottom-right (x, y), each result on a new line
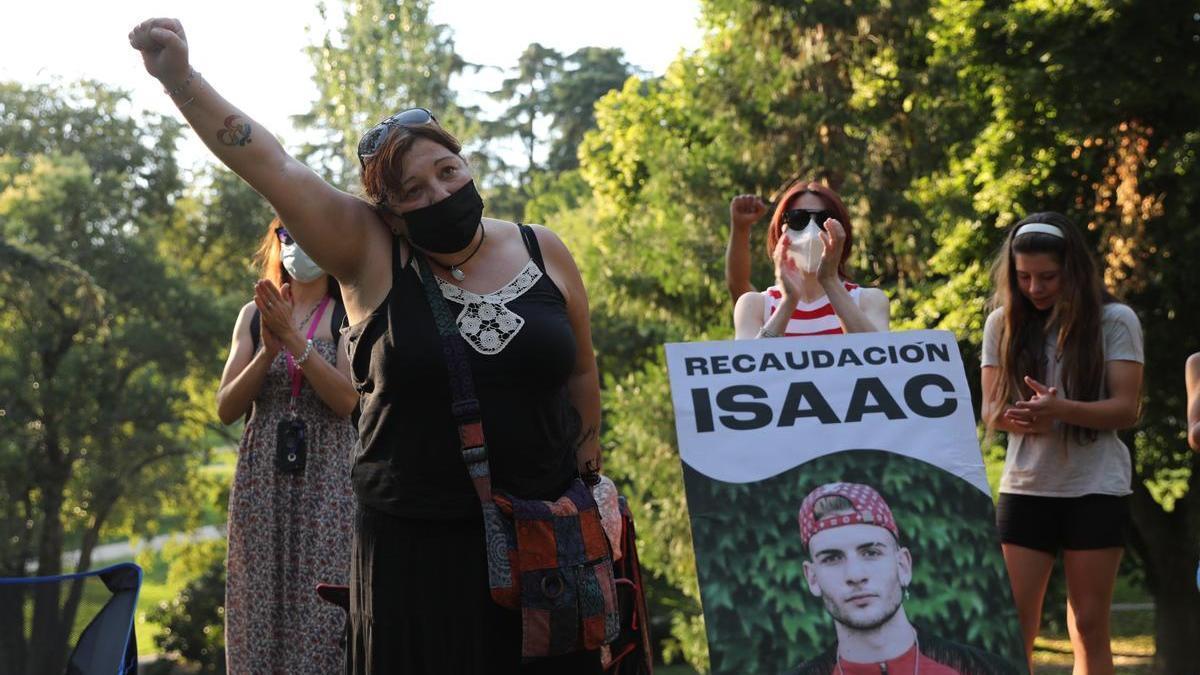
top-left (1, 0), bottom-right (702, 167)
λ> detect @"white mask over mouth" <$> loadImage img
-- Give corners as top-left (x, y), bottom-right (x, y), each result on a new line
top-left (280, 242), bottom-right (325, 283)
top-left (786, 217), bottom-right (823, 274)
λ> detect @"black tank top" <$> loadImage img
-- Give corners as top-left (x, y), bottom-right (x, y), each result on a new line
top-left (344, 224), bottom-right (580, 519)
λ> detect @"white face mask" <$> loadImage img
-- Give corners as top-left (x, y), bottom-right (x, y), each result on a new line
top-left (280, 242), bottom-right (325, 283)
top-left (786, 217), bottom-right (823, 274)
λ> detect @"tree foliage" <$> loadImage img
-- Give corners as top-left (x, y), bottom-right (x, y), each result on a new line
top-left (149, 540), bottom-right (228, 673)
top-left (0, 81), bottom-right (261, 674)
top-left (297, 0), bottom-right (477, 187)
top-left (5, 1), bottom-right (1198, 672)
top-left (523, 0), bottom-right (1200, 669)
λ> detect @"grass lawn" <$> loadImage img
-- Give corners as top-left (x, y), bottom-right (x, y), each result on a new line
top-left (1032, 601), bottom-right (1155, 673)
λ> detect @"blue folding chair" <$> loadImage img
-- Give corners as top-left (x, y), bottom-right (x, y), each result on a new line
top-left (0, 562), bottom-right (141, 675)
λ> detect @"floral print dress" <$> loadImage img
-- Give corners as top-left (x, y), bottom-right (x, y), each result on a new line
top-left (225, 338), bottom-right (356, 673)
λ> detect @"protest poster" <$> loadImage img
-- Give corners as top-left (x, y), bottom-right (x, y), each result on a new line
top-left (665, 330), bottom-right (1026, 675)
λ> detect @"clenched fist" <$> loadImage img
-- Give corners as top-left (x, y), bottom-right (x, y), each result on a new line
top-left (730, 194), bottom-right (768, 230)
top-left (128, 18), bottom-right (190, 86)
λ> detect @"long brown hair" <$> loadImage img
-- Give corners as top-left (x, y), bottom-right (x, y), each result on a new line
top-left (986, 212), bottom-right (1113, 443)
top-left (251, 216), bottom-right (340, 300)
top-left (765, 181), bottom-right (854, 280)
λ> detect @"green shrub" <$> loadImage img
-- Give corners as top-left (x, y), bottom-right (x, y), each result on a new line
top-left (148, 541), bottom-right (226, 673)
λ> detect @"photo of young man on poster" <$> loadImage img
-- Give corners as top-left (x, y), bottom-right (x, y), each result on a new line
top-left (789, 482), bottom-right (1016, 675)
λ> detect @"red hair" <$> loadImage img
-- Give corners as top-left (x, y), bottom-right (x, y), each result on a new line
top-left (252, 216), bottom-right (287, 288)
top-left (765, 181), bottom-right (854, 279)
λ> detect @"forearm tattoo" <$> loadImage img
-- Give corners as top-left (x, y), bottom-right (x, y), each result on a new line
top-left (581, 458), bottom-right (601, 486)
top-left (577, 424), bottom-right (600, 485)
top-left (576, 424), bottom-right (598, 452)
top-left (216, 115), bottom-right (253, 146)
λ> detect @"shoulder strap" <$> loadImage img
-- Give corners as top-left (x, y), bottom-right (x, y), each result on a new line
top-left (414, 252), bottom-right (494, 504)
top-left (244, 308), bottom-right (262, 426)
top-left (393, 233), bottom-right (412, 273)
top-left (250, 309), bottom-right (261, 354)
top-left (330, 298), bottom-right (347, 347)
top-left (517, 223), bottom-right (547, 272)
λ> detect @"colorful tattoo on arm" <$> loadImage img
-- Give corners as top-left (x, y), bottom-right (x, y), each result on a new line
top-left (216, 115), bottom-right (253, 147)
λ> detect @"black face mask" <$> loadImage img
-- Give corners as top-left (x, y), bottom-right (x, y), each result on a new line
top-left (400, 180), bottom-right (484, 254)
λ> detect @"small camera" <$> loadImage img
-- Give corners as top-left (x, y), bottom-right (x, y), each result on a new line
top-left (275, 418), bottom-right (307, 474)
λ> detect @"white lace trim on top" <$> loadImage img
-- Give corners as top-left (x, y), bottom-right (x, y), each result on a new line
top-left (435, 259), bottom-right (541, 355)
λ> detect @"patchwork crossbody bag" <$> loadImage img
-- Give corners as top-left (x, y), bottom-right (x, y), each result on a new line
top-left (415, 251), bottom-right (620, 660)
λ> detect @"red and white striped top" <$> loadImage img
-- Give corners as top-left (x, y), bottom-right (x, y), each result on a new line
top-left (762, 282), bottom-right (861, 337)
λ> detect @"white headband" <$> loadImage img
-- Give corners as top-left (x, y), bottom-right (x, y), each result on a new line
top-left (1015, 222), bottom-right (1065, 239)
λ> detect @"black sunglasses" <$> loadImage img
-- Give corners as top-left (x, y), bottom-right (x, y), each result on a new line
top-left (356, 108), bottom-right (437, 169)
top-left (783, 208), bottom-right (832, 230)
top-left (275, 226), bottom-right (294, 246)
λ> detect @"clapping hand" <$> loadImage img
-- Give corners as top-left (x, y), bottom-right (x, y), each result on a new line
top-left (1005, 376), bottom-right (1060, 434)
top-left (772, 233), bottom-right (803, 301)
top-left (816, 218), bottom-right (846, 284)
top-left (253, 280), bottom-right (300, 354)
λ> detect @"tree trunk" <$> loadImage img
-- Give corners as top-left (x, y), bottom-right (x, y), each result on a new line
top-left (29, 487), bottom-right (67, 675)
top-left (0, 584), bottom-right (28, 674)
top-left (55, 502), bottom-right (114, 657)
top-left (1129, 460), bottom-right (1200, 674)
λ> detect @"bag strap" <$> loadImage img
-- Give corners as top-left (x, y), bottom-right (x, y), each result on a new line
top-left (244, 309), bottom-right (263, 425)
top-left (330, 298), bottom-right (347, 348)
top-left (250, 309), bottom-right (261, 354)
top-left (414, 252), bottom-right (494, 504)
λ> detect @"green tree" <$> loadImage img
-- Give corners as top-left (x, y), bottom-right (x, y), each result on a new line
top-left (0, 81), bottom-right (234, 675)
top-left (544, 47), bottom-right (634, 173)
top-left (487, 43), bottom-right (564, 177)
top-left (296, 0), bottom-right (477, 187)
top-left (483, 44), bottom-right (633, 221)
top-left (529, 0), bottom-right (1199, 669)
top-left (907, 1), bottom-right (1200, 664)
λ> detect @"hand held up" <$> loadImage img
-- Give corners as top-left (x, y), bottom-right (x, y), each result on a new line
top-left (730, 194), bottom-right (768, 229)
top-left (816, 218), bottom-right (845, 284)
top-left (128, 18), bottom-right (190, 85)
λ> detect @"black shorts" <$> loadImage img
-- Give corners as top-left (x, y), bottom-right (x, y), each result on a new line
top-left (995, 493), bottom-right (1129, 553)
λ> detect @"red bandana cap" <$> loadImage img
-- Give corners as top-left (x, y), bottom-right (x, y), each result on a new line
top-left (798, 482), bottom-right (899, 550)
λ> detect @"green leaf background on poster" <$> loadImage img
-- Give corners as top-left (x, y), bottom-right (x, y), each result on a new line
top-left (683, 450), bottom-right (1026, 674)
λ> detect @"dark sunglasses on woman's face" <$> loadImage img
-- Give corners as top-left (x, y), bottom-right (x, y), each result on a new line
top-left (275, 226), bottom-right (294, 246)
top-left (356, 107), bottom-right (437, 169)
top-left (783, 209), bottom-right (832, 230)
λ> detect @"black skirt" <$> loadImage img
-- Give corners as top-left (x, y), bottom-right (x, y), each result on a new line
top-left (348, 507), bottom-right (603, 675)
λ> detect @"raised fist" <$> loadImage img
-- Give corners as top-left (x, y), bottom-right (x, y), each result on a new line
top-left (730, 194), bottom-right (768, 229)
top-left (128, 18), bottom-right (190, 85)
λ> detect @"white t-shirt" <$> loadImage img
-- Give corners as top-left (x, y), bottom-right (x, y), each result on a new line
top-left (981, 303), bottom-right (1144, 497)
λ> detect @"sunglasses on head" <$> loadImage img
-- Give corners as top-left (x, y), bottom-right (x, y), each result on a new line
top-left (356, 108), bottom-right (437, 169)
top-left (783, 209), bottom-right (833, 230)
top-left (275, 226), bottom-right (294, 246)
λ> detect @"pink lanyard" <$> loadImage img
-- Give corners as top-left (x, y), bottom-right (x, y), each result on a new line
top-left (286, 296), bottom-right (331, 409)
